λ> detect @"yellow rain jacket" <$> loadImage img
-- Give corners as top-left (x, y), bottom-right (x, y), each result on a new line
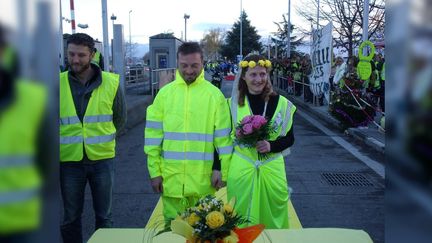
top-left (144, 70), bottom-right (232, 198)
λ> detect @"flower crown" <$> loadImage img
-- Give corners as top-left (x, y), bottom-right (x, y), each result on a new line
top-left (239, 59), bottom-right (272, 69)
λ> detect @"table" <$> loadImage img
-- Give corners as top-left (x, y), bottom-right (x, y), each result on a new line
top-left (88, 228), bottom-right (374, 243)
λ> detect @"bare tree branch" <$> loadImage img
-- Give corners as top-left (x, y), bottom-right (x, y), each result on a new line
top-left (295, 0), bottom-right (385, 57)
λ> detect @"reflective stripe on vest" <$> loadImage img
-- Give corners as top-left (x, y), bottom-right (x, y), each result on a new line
top-left (162, 151), bottom-right (214, 161)
top-left (146, 120), bottom-right (163, 129)
top-left (0, 188), bottom-right (39, 205)
top-left (281, 101), bottom-right (295, 135)
top-left (0, 155), bottom-right (33, 168)
top-left (164, 132), bottom-right (213, 142)
top-left (234, 150), bottom-right (281, 169)
top-left (216, 145), bottom-right (233, 155)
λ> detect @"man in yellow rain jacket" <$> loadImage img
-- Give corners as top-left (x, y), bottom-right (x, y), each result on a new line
top-left (144, 42), bottom-right (232, 221)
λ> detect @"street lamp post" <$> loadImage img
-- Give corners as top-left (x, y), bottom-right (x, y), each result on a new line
top-left (287, 0), bottom-right (291, 58)
top-left (184, 14), bottom-right (190, 41)
top-left (308, 17), bottom-right (314, 50)
top-left (128, 10), bottom-right (132, 64)
top-left (111, 13), bottom-right (117, 27)
top-left (240, 0), bottom-right (243, 60)
top-left (110, 13), bottom-right (117, 67)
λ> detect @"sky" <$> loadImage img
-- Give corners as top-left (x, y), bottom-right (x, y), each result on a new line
top-left (59, 0), bottom-right (308, 44)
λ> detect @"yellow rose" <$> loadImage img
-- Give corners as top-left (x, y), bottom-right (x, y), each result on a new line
top-left (240, 61), bottom-right (249, 68)
top-left (258, 60), bottom-right (265, 67)
top-left (223, 231), bottom-right (239, 243)
top-left (265, 60), bottom-right (272, 68)
top-left (205, 211), bottom-right (225, 229)
top-left (187, 213), bottom-right (200, 226)
top-left (248, 61), bottom-right (256, 68)
top-left (223, 204), bottom-right (233, 214)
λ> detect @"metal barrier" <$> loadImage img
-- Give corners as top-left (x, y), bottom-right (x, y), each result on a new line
top-left (272, 72), bottom-right (322, 106)
top-left (150, 68), bottom-right (176, 97)
top-left (126, 66), bottom-right (150, 85)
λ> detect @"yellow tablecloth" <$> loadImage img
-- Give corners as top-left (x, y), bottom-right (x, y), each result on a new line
top-left (88, 228), bottom-right (374, 243)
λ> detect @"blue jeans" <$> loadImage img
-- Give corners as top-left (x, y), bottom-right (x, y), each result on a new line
top-left (60, 159), bottom-right (114, 243)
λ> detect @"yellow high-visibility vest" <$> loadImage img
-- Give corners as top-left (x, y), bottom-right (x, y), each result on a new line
top-left (144, 70), bottom-right (232, 197)
top-left (60, 71), bottom-right (119, 161)
top-left (0, 81), bottom-right (46, 233)
top-left (91, 51), bottom-right (102, 68)
top-left (229, 95), bottom-right (296, 160)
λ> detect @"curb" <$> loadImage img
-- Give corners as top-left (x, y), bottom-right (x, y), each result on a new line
top-left (276, 88), bottom-right (385, 154)
top-left (346, 128), bottom-right (385, 154)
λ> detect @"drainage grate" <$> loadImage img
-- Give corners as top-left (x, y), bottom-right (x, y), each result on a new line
top-left (321, 172), bottom-right (374, 187)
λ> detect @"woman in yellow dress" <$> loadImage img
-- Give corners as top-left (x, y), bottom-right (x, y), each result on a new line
top-left (226, 54), bottom-right (296, 229)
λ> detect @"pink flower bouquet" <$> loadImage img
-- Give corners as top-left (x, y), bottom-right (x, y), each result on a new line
top-left (234, 115), bottom-right (275, 160)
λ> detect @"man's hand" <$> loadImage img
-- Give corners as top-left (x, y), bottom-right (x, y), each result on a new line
top-left (256, 140), bottom-right (271, 153)
top-left (211, 170), bottom-right (223, 190)
top-left (150, 176), bottom-right (163, 193)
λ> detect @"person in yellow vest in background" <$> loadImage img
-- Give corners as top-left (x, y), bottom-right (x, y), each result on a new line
top-left (144, 42), bottom-right (232, 222)
top-left (60, 33), bottom-right (126, 243)
top-left (0, 25), bottom-right (47, 243)
top-left (91, 48), bottom-right (104, 71)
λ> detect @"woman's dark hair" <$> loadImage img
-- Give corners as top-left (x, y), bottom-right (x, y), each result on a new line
top-left (67, 33), bottom-right (95, 52)
top-left (237, 54), bottom-right (276, 106)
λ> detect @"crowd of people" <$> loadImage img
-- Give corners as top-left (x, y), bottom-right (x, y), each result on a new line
top-left (269, 51), bottom-right (385, 128)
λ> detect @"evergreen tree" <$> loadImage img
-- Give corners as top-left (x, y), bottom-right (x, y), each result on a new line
top-left (272, 15), bottom-right (304, 58)
top-left (220, 11), bottom-right (262, 61)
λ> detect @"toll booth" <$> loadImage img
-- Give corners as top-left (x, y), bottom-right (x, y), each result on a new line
top-left (149, 33), bottom-right (183, 70)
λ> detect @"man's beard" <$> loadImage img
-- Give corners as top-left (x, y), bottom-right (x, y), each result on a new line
top-left (71, 62), bottom-right (91, 75)
top-left (182, 73), bottom-right (199, 84)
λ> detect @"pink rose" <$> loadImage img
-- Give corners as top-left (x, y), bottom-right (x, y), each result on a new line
top-left (242, 124), bottom-right (253, 135)
top-left (241, 115), bottom-right (253, 125)
top-left (252, 119), bottom-right (262, 129)
top-left (252, 115), bottom-right (267, 126)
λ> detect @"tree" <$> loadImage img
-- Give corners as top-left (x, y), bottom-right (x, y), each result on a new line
top-left (272, 14), bottom-right (304, 58)
top-left (200, 28), bottom-right (225, 61)
top-left (143, 52), bottom-right (150, 65)
top-left (296, 0), bottom-right (385, 58)
top-left (220, 11), bottom-right (262, 61)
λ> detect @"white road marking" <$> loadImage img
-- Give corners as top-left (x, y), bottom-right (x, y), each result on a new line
top-left (297, 109), bottom-right (385, 178)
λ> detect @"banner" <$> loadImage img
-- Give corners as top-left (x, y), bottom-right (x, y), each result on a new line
top-left (309, 22), bottom-right (333, 103)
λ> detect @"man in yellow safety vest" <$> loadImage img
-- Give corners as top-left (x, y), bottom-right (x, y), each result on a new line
top-left (59, 33), bottom-right (126, 243)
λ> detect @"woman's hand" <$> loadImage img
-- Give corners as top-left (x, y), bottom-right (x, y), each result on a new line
top-left (256, 140), bottom-right (271, 153)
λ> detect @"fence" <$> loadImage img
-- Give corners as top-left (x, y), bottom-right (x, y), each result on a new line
top-left (272, 72), bottom-right (323, 106)
top-left (125, 66), bottom-right (150, 85)
top-left (150, 68), bottom-right (176, 97)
